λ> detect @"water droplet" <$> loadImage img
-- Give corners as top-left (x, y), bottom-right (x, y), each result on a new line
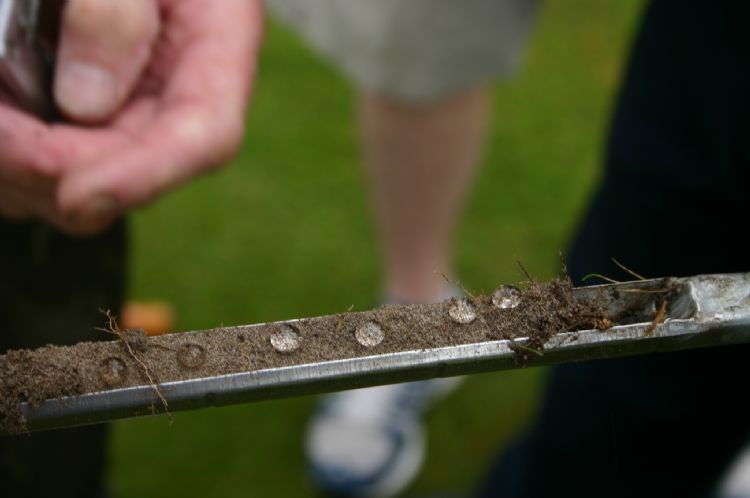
top-left (270, 325), bottom-right (301, 353)
top-left (492, 285), bottom-right (522, 309)
top-left (355, 321), bottom-right (384, 347)
top-left (177, 343), bottom-right (206, 369)
top-left (100, 357), bottom-right (128, 388)
top-left (448, 298), bottom-right (476, 324)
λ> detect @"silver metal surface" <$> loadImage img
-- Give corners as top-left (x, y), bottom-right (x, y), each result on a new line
top-left (0, 0), bottom-right (52, 115)
top-left (12, 272), bottom-right (750, 434)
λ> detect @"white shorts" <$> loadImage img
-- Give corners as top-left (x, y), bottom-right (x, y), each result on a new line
top-left (266, 0), bottom-right (540, 102)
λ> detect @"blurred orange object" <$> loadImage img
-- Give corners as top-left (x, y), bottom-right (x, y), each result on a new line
top-left (121, 300), bottom-right (176, 336)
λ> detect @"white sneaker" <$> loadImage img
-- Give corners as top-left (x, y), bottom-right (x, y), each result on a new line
top-left (718, 444), bottom-right (750, 498)
top-left (306, 377), bottom-right (462, 498)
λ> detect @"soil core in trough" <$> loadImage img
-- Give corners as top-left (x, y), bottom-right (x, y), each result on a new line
top-left (1, 277), bottom-right (613, 434)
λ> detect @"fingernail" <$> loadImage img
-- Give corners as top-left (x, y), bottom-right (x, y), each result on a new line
top-left (55, 62), bottom-right (118, 120)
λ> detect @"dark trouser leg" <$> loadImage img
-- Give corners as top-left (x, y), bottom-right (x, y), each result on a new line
top-left (478, 0), bottom-right (750, 496)
top-left (479, 174), bottom-right (750, 496)
top-left (0, 220), bottom-right (127, 498)
top-left (480, 348), bottom-right (750, 498)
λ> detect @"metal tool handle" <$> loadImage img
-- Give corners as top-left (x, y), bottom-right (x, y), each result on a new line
top-left (0, 0), bottom-right (64, 116)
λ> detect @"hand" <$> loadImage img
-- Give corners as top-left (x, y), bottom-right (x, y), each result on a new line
top-left (0, 0), bottom-right (160, 232)
top-left (0, 0), bottom-right (263, 235)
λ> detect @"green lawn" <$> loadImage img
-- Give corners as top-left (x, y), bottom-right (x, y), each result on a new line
top-left (110, 1), bottom-right (645, 496)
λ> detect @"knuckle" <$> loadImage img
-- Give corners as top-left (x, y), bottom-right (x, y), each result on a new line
top-left (171, 110), bottom-right (246, 170)
top-left (213, 115), bottom-right (246, 164)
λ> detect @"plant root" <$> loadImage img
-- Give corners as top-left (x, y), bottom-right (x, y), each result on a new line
top-left (97, 310), bottom-right (172, 423)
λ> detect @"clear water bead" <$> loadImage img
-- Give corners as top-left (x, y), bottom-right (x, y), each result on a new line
top-left (355, 321), bottom-right (385, 347)
top-left (492, 285), bottom-right (522, 309)
top-left (270, 325), bottom-right (301, 353)
top-left (177, 343), bottom-right (207, 369)
top-left (448, 298), bottom-right (476, 324)
top-left (100, 357), bottom-right (128, 388)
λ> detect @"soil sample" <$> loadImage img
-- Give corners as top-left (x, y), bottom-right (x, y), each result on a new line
top-left (0, 277), bottom-right (612, 434)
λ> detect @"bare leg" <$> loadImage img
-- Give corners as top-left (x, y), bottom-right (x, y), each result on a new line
top-left (307, 87), bottom-right (490, 498)
top-left (360, 86), bottom-right (489, 303)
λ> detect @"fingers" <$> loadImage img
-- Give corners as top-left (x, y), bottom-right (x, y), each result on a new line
top-left (0, 105), bottom-right (66, 176)
top-left (1, 0), bottom-right (262, 236)
top-left (55, 0), bottom-right (160, 122)
top-left (0, 102), bottom-right (135, 234)
top-left (57, 0), bottom-right (263, 217)
top-left (0, 176), bottom-right (115, 235)
top-left (59, 105), bottom-right (243, 215)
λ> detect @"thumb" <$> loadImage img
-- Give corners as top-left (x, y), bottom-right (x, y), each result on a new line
top-left (54, 0), bottom-right (160, 122)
